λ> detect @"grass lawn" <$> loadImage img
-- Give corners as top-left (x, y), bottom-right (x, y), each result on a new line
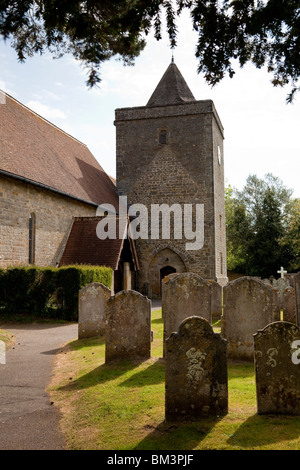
top-left (48, 309), bottom-right (300, 450)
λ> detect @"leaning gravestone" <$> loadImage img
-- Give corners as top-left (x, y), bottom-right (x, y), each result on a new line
top-left (78, 282), bottom-right (111, 339)
top-left (254, 321), bottom-right (300, 415)
top-left (162, 273), bottom-right (212, 354)
top-left (105, 290), bottom-right (151, 362)
top-left (222, 277), bottom-right (280, 360)
top-left (165, 316), bottom-right (228, 421)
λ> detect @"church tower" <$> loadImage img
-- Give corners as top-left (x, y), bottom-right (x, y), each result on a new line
top-left (115, 62), bottom-right (227, 298)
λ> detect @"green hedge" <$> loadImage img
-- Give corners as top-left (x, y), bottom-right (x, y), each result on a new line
top-left (0, 265), bottom-right (112, 321)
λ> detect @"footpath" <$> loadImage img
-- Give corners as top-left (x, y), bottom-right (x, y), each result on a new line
top-left (0, 323), bottom-right (77, 450)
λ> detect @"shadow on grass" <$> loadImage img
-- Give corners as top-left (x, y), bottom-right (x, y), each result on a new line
top-left (134, 417), bottom-right (224, 450)
top-left (67, 336), bottom-right (105, 351)
top-left (119, 359), bottom-right (165, 387)
top-left (227, 413), bottom-right (300, 448)
top-left (151, 317), bottom-right (163, 325)
top-left (57, 358), bottom-right (149, 392)
top-left (228, 361), bottom-right (255, 379)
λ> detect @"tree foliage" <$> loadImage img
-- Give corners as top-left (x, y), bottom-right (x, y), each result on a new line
top-left (226, 174), bottom-right (300, 277)
top-left (0, 1), bottom-right (300, 98)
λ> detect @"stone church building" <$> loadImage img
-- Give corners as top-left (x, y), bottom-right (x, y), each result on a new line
top-left (0, 61), bottom-right (227, 296)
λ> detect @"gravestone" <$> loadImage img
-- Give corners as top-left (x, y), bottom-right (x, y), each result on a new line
top-left (165, 316), bottom-right (228, 421)
top-left (222, 277), bottom-right (280, 360)
top-left (295, 272), bottom-right (300, 326)
top-left (162, 273), bottom-right (212, 354)
top-left (208, 280), bottom-right (223, 320)
top-left (283, 287), bottom-right (297, 324)
top-left (273, 277), bottom-right (290, 309)
top-left (78, 282), bottom-right (111, 339)
top-left (254, 321), bottom-right (300, 415)
top-left (285, 273), bottom-right (296, 288)
top-left (105, 290), bottom-right (151, 362)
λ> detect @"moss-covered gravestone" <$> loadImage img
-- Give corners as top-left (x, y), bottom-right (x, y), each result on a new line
top-left (105, 290), bottom-right (151, 363)
top-left (165, 316), bottom-right (228, 421)
top-left (78, 282), bottom-right (111, 339)
top-left (162, 273), bottom-right (212, 355)
top-left (254, 321), bottom-right (300, 415)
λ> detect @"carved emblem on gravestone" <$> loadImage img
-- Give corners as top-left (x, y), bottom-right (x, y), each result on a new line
top-left (186, 347), bottom-right (207, 384)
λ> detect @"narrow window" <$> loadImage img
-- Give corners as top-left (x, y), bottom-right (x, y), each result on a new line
top-left (220, 252), bottom-right (223, 275)
top-left (159, 130), bottom-right (168, 145)
top-left (29, 213), bottom-right (36, 265)
top-left (218, 146), bottom-right (222, 165)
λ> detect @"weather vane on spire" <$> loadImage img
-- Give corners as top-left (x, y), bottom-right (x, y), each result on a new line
top-left (171, 39), bottom-right (176, 63)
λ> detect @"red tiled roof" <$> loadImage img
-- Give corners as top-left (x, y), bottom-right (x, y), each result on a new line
top-left (0, 92), bottom-right (119, 208)
top-left (59, 216), bottom-right (139, 271)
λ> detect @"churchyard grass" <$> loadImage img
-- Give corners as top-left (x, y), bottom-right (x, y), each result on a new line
top-left (0, 328), bottom-right (15, 348)
top-left (48, 309), bottom-right (300, 450)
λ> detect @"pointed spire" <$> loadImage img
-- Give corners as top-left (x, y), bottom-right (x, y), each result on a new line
top-left (146, 62), bottom-right (196, 107)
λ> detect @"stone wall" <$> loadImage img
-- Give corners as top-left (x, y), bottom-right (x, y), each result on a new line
top-left (0, 174), bottom-right (97, 268)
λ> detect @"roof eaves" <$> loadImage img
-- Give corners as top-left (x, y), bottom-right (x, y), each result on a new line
top-left (0, 168), bottom-right (99, 207)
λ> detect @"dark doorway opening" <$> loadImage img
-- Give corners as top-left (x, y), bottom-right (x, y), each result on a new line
top-left (160, 266), bottom-right (176, 296)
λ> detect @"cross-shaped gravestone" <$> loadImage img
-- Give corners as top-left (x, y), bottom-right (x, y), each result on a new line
top-left (277, 266), bottom-right (287, 279)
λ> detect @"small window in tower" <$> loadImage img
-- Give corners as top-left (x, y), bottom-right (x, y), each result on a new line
top-left (159, 130), bottom-right (168, 145)
top-left (220, 252), bottom-right (223, 275)
top-left (218, 146), bottom-right (222, 165)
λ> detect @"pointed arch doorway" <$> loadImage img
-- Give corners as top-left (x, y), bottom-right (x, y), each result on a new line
top-left (148, 247), bottom-right (187, 298)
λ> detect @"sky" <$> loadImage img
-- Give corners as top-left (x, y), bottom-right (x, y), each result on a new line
top-left (0, 10), bottom-right (299, 198)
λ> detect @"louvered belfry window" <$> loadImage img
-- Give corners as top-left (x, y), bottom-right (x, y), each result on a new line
top-left (159, 130), bottom-right (168, 145)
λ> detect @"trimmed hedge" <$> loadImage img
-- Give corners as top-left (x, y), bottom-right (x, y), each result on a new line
top-left (0, 265), bottom-right (112, 321)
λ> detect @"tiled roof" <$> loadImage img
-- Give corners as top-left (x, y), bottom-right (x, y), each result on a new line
top-left (0, 92), bottom-right (119, 208)
top-left (59, 216), bottom-right (139, 271)
top-left (146, 62), bottom-right (196, 107)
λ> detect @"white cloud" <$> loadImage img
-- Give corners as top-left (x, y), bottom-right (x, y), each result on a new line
top-left (0, 79), bottom-right (16, 97)
top-left (25, 100), bottom-right (67, 120)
